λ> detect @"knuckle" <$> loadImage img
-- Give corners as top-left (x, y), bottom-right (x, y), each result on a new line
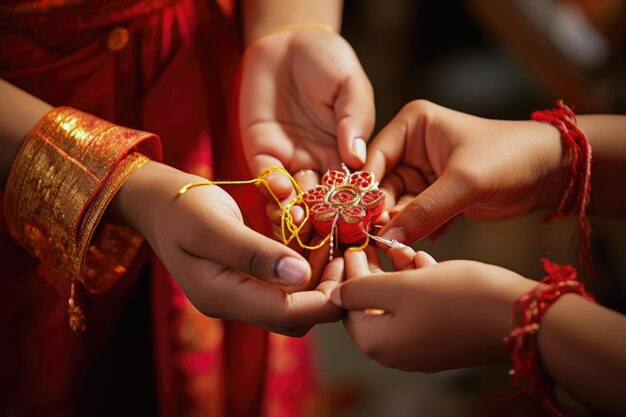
top-left (450, 164), bottom-right (486, 195)
top-left (408, 194), bottom-right (438, 227)
top-left (236, 245), bottom-right (266, 279)
top-left (402, 99), bottom-right (434, 116)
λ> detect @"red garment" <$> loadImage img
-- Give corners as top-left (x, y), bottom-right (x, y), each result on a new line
top-left (0, 1), bottom-right (316, 416)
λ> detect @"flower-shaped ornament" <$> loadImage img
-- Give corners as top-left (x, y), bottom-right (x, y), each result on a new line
top-left (302, 166), bottom-right (385, 244)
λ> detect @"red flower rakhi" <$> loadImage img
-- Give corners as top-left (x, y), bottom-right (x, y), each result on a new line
top-left (302, 166), bottom-right (385, 244)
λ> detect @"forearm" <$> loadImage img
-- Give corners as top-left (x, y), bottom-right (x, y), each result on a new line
top-left (537, 294), bottom-right (626, 415)
top-left (242, 0), bottom-right (343, 45)
top-left (0, 78), bottom-right (52, 187)
top-left (576, 115), bottom-right (626, 218)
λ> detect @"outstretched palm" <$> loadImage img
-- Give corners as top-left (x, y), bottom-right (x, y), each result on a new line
top-left (239, 28), bottom-right (374, 198)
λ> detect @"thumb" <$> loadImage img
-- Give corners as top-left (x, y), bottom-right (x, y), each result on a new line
top-left (330, 274), bottom-right (395, 311)
top-left (203, 212), bottom-right (312, 286)
top-left (335, 72), bottom-right (375, 169)
top-left (378, 171), bottom-right (472, 244)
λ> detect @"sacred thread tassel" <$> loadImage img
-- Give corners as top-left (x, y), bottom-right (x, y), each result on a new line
top-left (531, 101), bottom-right (592, 276)
top-left (504, 259), bottom-right (596, 416)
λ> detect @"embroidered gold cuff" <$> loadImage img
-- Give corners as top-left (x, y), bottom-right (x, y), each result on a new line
top-left (4, 107), bottom-right (162, 299)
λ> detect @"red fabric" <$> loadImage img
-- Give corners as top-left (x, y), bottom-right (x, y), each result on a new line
top-left (0, 1), bottom-right (316, 416)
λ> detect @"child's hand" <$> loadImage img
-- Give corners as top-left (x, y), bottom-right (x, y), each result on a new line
top-left (110, 161), bottom-right (343, 336)
top-left (363, 100), bottom-right (568, 244)
top-left (331, 249), bottom-right (536, 372)
top-left (240, 27), bottom-right (375, 203)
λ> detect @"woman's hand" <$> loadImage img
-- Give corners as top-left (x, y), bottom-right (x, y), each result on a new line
top-left (363, 100), bottom-right (569, 244)
top-left (110, 161), bottom-right (343, 336)
top-left (331, 248), bottom-right (537, 372)
top-left (239, 27), bottom-right (375, 199)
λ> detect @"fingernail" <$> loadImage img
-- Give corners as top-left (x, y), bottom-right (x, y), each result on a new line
top-left (352, 137), bottom-right (367, 165)
top-left (290, 205), bottom-right (305, 225)
top-left (268, 172), bottom-right (293, 195)
top-left (394, 245), bottom-right (416, 259)
top-left (330, 286), bottom-right (343, 307)
top-left (276, 257), bottom-right (309, 286)
top-left (380, 227), bottom-right (407, 245)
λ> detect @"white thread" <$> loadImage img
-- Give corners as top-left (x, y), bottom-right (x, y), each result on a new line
top-left (363, 230), bottom-right (407, 249)
top-left (328, 212), bottom-right (340, 261)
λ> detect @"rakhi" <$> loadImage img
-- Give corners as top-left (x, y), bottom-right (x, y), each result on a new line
top-left (178, 164), bottom-right (392, 260)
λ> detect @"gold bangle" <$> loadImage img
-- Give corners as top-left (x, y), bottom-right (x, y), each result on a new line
top-left (4, 106), bottom-right (162, 331)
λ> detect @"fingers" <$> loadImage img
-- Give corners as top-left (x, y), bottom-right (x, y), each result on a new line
top-left (343, 249), bottom-right (376, 280)
top-left (182, 254), bottom-right (342, 335)
top-left (380, 165), bottom-right (430, 207)
top-left (414, 250), bottom-right (437, 268)
top-left (387, 246), bottom-right (417, 270)
top-left (272, 257), bottom-right (345, 333)
top-left (363, 245), bottom-right (385, 273)
top-left (266, 168), bottom-right (319, 226)
top-left (386, 246), bottom-right (437, 271)
top-left (335, 71), bottom-right (375, 169)
top-left (378, 171), bottom-right (403, 209)
top-left (308, 235), bottom-right (332, 284)
top-left (342, 307), bottom-right (394, 362)
top-left (293, 169), bottom-right (320, 193)
top-left (329, 248), bottom-right (385, 308)
top-left (378, 171), bottom-right (472, 244)
top-left (363, 100), bottom-right (440, 186)
top-left (252, 153), bottom-right (295, 199)
top-left (315, 256), bottom-right (345, 297)
top-left (195, 209), bottom-right (312, 286)
top-left (331, 273), bottom-right (397, 311)
top-left (362, 106), bottom-right (413, 181)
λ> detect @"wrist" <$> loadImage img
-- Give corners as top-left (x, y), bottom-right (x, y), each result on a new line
top-left (531, 121), bottom-right (572, 212)
top-left (242, 0), bottom-right (342, 46)
top-left (503, 259), bottom-right (596, 414)
top-left (107, 161), bottom-right (205, 242)
top-left (488, 270), bottom-right (538, 361)
top-left (244, 22), bottom-right (337, 52)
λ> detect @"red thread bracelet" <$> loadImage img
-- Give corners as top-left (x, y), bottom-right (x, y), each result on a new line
top-left (531, 101), bottom-right (593, 276)
top-left (504, 258), bottom-right (597, 416)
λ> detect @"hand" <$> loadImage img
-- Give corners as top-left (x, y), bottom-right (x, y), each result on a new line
top-left (239, 27), bottom-right (375, 199)
top-left (363, 100), bottom-right (568, 244)
top-left (110, 161), bottom-right (343, 336)
top-left (330, 248), bottom-right (537, 372)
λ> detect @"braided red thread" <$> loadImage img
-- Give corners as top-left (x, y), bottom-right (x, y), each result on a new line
top-left (531, 101), bottom-right (593, 276)
top-left (504, 258), bottom-right (597, 416)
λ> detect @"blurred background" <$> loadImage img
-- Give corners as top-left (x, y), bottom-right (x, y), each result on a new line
top-left (311, 0), bottom-right (626, 416)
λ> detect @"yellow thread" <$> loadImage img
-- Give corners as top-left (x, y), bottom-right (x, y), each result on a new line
top-left (178, 167), bottom-right (351, 252)
top-left (347, 234), bottom-right (370, 252)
